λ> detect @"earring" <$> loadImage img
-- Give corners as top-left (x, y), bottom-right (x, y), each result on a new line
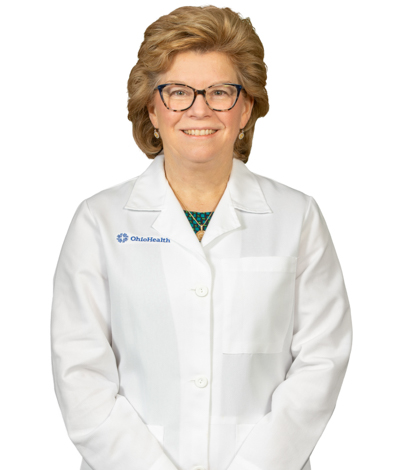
top-left (238, 129), bottom-right (245, 140)
top-left (154, 128), bottom-right (160, 139)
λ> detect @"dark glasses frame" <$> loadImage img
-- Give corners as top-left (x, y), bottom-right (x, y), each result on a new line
top-left (155, 83), bottom-right (243, 112)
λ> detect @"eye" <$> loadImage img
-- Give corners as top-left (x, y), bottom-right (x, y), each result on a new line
top-left (208, 85), bottom-right (236, 99)
top-left (172, 90), bottom-right (187, 96)
top-left (212, 89), bottom-right (228, 96)
top-left (165, 86), bottom-right (190, 97)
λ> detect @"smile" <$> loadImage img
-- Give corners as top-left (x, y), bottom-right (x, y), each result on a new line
top-left (182, 129), bottom-right (217, 136)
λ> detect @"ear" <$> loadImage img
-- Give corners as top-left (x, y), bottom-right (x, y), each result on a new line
top-left (240, 95), bottom-right (254, 129)
top-left (147, 98), bottom-right (159, 129)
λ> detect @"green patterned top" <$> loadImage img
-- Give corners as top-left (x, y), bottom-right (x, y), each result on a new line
top-left (184, 210), bottom-right (214, 239)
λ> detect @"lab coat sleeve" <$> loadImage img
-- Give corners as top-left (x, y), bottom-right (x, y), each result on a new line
top-left (226, 196), bottom-right (353, 470)
top-left (51, 199), bottom-right (178, 470)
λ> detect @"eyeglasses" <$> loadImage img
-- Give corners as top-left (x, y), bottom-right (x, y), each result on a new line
top-left (155, 83), bottom-right (244, 112)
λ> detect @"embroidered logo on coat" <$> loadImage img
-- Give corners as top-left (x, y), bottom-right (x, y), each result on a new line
top-left (116, 233), bottom-right (129, 243)
top-left (116, 233), bottom-right (170, 243)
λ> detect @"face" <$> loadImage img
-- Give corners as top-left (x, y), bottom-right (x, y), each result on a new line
top-left (147, 51), bottom-right (253, 167)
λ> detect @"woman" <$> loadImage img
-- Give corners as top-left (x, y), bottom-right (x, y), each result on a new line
top-left (51, 6), bottom-right (352, 470)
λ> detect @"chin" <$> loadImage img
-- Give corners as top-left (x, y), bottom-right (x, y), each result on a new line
top-left (183, 150), bottom-right (222, 164)
top-left (181, 142), bottom-right (229, 162)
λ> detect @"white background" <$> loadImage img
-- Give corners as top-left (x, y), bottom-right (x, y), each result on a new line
top-left (1, 0), bottom-right (399, 468)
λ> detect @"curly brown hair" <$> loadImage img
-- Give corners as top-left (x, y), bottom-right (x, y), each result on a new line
top-left (127, 5), bottom-right (269, 163)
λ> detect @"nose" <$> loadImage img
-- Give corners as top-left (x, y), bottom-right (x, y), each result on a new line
top-left (188, 92), bottom-right (212, 118)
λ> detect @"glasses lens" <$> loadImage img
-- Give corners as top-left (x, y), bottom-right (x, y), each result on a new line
top-left (161, 85), bottom-right (194, 111)
top-left (206, 85), bottom-right (238, 111)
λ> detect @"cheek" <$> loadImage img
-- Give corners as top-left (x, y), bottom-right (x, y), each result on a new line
top-left (151, 96), bottom-right (173, 128)
top-left (223, 110), bottom-right (242, 133)
top-left (157, 107), bottom-right (180, 131)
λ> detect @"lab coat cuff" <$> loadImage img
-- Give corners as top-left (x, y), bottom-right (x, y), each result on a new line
top-left (149, 453), bottom-right (179, 470)
top-left (228, 454), bottom-right (263, 470)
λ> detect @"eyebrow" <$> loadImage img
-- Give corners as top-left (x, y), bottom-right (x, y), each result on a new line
top-left (163, 80), bottom-right (235, 86)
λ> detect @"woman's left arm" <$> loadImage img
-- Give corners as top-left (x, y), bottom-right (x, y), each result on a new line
top-left (227, 196), bottom-right (353, 470)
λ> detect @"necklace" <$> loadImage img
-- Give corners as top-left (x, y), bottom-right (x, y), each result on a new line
top-left (184, 210), bottom-right (214, 241)
top-left (165, 173), bottom-right (230, 242)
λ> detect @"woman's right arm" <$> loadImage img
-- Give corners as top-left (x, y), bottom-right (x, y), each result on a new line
top-left (51, 199), bottom-right (178, 470)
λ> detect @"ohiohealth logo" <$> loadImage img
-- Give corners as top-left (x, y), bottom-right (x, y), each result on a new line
top-left (116, 233), bottom-right (129, 243)
top-left (116, 233), bottom-right (170, 243)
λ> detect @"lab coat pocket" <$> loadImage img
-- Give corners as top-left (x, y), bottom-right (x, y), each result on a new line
top-left (220, 256), bottom-right (297, 354)
top-left (146, 424), bottom-right (164, 447)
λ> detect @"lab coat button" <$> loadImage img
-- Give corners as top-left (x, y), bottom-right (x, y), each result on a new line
top-left (195, 285), bottom-right (208, 297)
top-left (194, 376), bottom-right (208, 388)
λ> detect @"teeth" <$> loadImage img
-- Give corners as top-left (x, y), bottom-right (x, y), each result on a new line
top-left (183, 129), bottom-right (217, 136)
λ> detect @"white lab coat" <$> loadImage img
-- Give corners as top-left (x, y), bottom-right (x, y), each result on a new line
top-left (51, 153), bottom-right (352, 470)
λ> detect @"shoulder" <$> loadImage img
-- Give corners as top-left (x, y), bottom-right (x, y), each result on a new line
top-left (250, 167), bottom-right (312, 214)
top-left (82, 175), bottom-right (139, 219)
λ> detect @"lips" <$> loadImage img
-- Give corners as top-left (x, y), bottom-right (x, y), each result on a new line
top-left (182, 129), bottom-right (217, 136)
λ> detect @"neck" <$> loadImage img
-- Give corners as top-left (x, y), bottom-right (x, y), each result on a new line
top-left (163, 153), bottom-right (233, 212)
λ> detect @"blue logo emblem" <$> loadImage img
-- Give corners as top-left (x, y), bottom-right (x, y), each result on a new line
top-left (116, 233), bottom-right (129, 243)
top-left (116, 233), bottom-right (171, 243)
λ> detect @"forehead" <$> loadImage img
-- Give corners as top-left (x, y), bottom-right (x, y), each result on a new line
top-left (160, 51), bottom-right (238, 87)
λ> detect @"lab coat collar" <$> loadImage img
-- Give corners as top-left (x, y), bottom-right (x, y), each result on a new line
top-left (123, 153), bottom-right (272, 256)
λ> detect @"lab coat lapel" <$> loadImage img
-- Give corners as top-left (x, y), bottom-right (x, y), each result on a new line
top-left (152, 181), bottom-right (207, 260)
top-left (123, 153), bottom-right (273, 255)
top-left (201, 157), bottom-right (273, 247)
top-left (199, 181), bottom-right (240, 247)
top-left (124, 154), bottom-right (206, 260)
